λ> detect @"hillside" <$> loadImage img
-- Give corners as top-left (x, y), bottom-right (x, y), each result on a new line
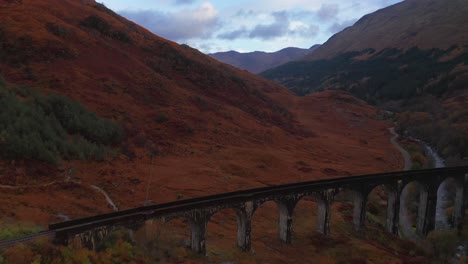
top-left (262, 0), bottom-right (468, 166)
top-left (209, 45), bottom-right (319, 73)
top-left (0, 0), bottom-right (426, 263)
top-left (305, 0), bottom-right (468, 60)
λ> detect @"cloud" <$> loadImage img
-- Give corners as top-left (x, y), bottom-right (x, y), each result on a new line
top-left (217, 27), bottom-right (248, 40)
top-left (119, 2), bottom-right (219, 41)
top-left (289, 21), bottom-right (319, 37)
top-left (328, 18), bottom-right (358, 33)
top-left (173, 0), bottom-right (196, 5)
top-left (316, 4), bottom-right (339, 21)
top-left (105, 0), bottom-right (405, 53)
top-left (248, 11), bottom-right (289, 40)
top-left (218, 11), bottom-right (319, 41)
top-left (235, 9), bottom-right (257, 17)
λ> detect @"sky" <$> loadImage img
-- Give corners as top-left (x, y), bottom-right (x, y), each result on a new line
top-left (99, 0), bottom-right (403, 54)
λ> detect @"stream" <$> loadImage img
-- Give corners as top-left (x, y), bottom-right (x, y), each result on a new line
top-left (409, 137), bottom-right (445, 168)
top-left (389, 128), bottom-right (450, 239)
top-left (407, 137), bottom-right (449, 229)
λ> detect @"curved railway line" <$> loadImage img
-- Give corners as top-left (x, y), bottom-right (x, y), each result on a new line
top-left (0, 166), bottom-right (466, 251)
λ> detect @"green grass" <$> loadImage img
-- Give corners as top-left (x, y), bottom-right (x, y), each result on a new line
top-left (0, 222), bottom-right (44, 240)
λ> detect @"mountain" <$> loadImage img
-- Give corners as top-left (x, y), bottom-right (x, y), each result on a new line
top-left (0, 0), bottom-right (425, 263)
top-left (305, 0), bottom-right (468, 60)
top-left (209, 45), bottom-right (319, 73)
top-left (262, 0), bottom-right (468, 165)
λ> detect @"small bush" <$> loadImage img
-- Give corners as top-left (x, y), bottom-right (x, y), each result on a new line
top-left (154, 113), bottom-right (168, 123)
top-left (46, 23), bottom-right (70, 38)
top-left (0, 228), bottom-right (148, 263)
top-left (111, 30), bottom-right (132, 43)
top-left (80, 15), bottom-right (111, 35)
top-left (80, 15), bottom-right (133, 43)
top-left (230, 75), bottom-right (246, 87)
top-left (423, 230), bottom-right (460, 263)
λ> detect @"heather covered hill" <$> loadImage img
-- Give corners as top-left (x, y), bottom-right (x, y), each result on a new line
top-left (209, 45), bottom-right (319, 73)
top-left (0, 0), bottom-right (401, 221)
top-left (0, 0), bottom-right (425, 263)
top-left (305, 0), bottom-right (468, 61)
top-left (262, 0), bottom-right (468, 165)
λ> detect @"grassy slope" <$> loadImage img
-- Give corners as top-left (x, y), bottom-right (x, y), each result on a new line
top-left (306, 0), bottom-right (468, 60)
top-left (0, 0), bottom-right (428, 262)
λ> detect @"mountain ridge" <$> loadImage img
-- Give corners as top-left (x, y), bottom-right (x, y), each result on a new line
top-left (209, 44), bottom-right (320, 73)
top-left (306, 0), bottom-right (468, 60)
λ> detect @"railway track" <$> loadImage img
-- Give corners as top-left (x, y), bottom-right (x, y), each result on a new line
top-left (0, 166), bottom-right (466, 250)
top-left (0, 230), bottom-right (55, 250)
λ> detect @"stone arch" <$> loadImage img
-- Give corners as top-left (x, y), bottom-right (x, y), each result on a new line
top-left (435, 176), bottom-right (464, 230)
top-left (312, 193), bottom-right (331, 235)
top-left (251, 199), bottom-right (282, 246)
top-left (66, 226), bottom-right (115, 250)
top-left (130, 217), bottom-right (186, 257)
top-left (400, 180), bottom-right (433, 237)
top-left (332, 187), bottom-right (368, 231)
top-left (301, 192), bottom-right (333, 235)
top-left (233, 201), bottom-right (257, 251)
top-left (274, 195), bottom-right (303, 243)
top-left (170, 208), bottom-right (221, 255)
top-left (201, 206), bottom-right (247, 254)
top-left (365, 184), bottom-right (399, 234)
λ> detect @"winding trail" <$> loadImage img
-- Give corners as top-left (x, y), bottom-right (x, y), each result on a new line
top-left (388, 127), bottom-right (417, 239)
top-left (389, 127), bottom-right (412, 171)
top-left (91, 185), bottom-right (119, 212)
top-left (0, 179), bottom-right (119, 213)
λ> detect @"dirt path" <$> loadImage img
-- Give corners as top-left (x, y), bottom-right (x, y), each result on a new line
top-left (0, 180), bottom-right (119, 213)
top-left (388, 127), bottom-right (418, 239)
top-left (91, 185), bottom-right (119, 212)
top-left (389, 127), bottom-right (412, 171)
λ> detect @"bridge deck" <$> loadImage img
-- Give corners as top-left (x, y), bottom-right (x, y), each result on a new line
top-left (49, 166), bottom-right (468, 231)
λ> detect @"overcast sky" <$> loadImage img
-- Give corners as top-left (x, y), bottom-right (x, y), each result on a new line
top-left (100, 0), bottom-right (403, 53)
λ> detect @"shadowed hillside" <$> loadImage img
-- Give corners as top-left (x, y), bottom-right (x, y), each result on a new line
top-left (262, 0), bottom-right (468, 165)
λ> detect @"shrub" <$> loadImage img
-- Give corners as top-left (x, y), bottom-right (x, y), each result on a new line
top-left (80, 15), bottom-right (111, 35)
top-left (0, 228), bottom-right (149, 263)
top-left (0, 26), bottom-right (75, 65)
top-left (423, 230), bottom-right (460, 263)
top-left (46, 23), bottom-right (70, 38)
top-left (111, 30), bottom-right (132, 43)
top-left (0, 78), bottom-right (122, 164)
top-left (0, 221), bottom-right (43, 240)
top-left (80, 15), bottom-right (132, 43)
top-left (154, 113), bottom-right (168, 123)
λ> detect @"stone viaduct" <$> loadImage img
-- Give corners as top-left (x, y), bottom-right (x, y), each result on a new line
top-left (49, 167), bottom-right (467, 255)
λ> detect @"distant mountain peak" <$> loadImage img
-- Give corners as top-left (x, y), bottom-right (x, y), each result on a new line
top-left (209, 45), bottom-right (320, 73)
